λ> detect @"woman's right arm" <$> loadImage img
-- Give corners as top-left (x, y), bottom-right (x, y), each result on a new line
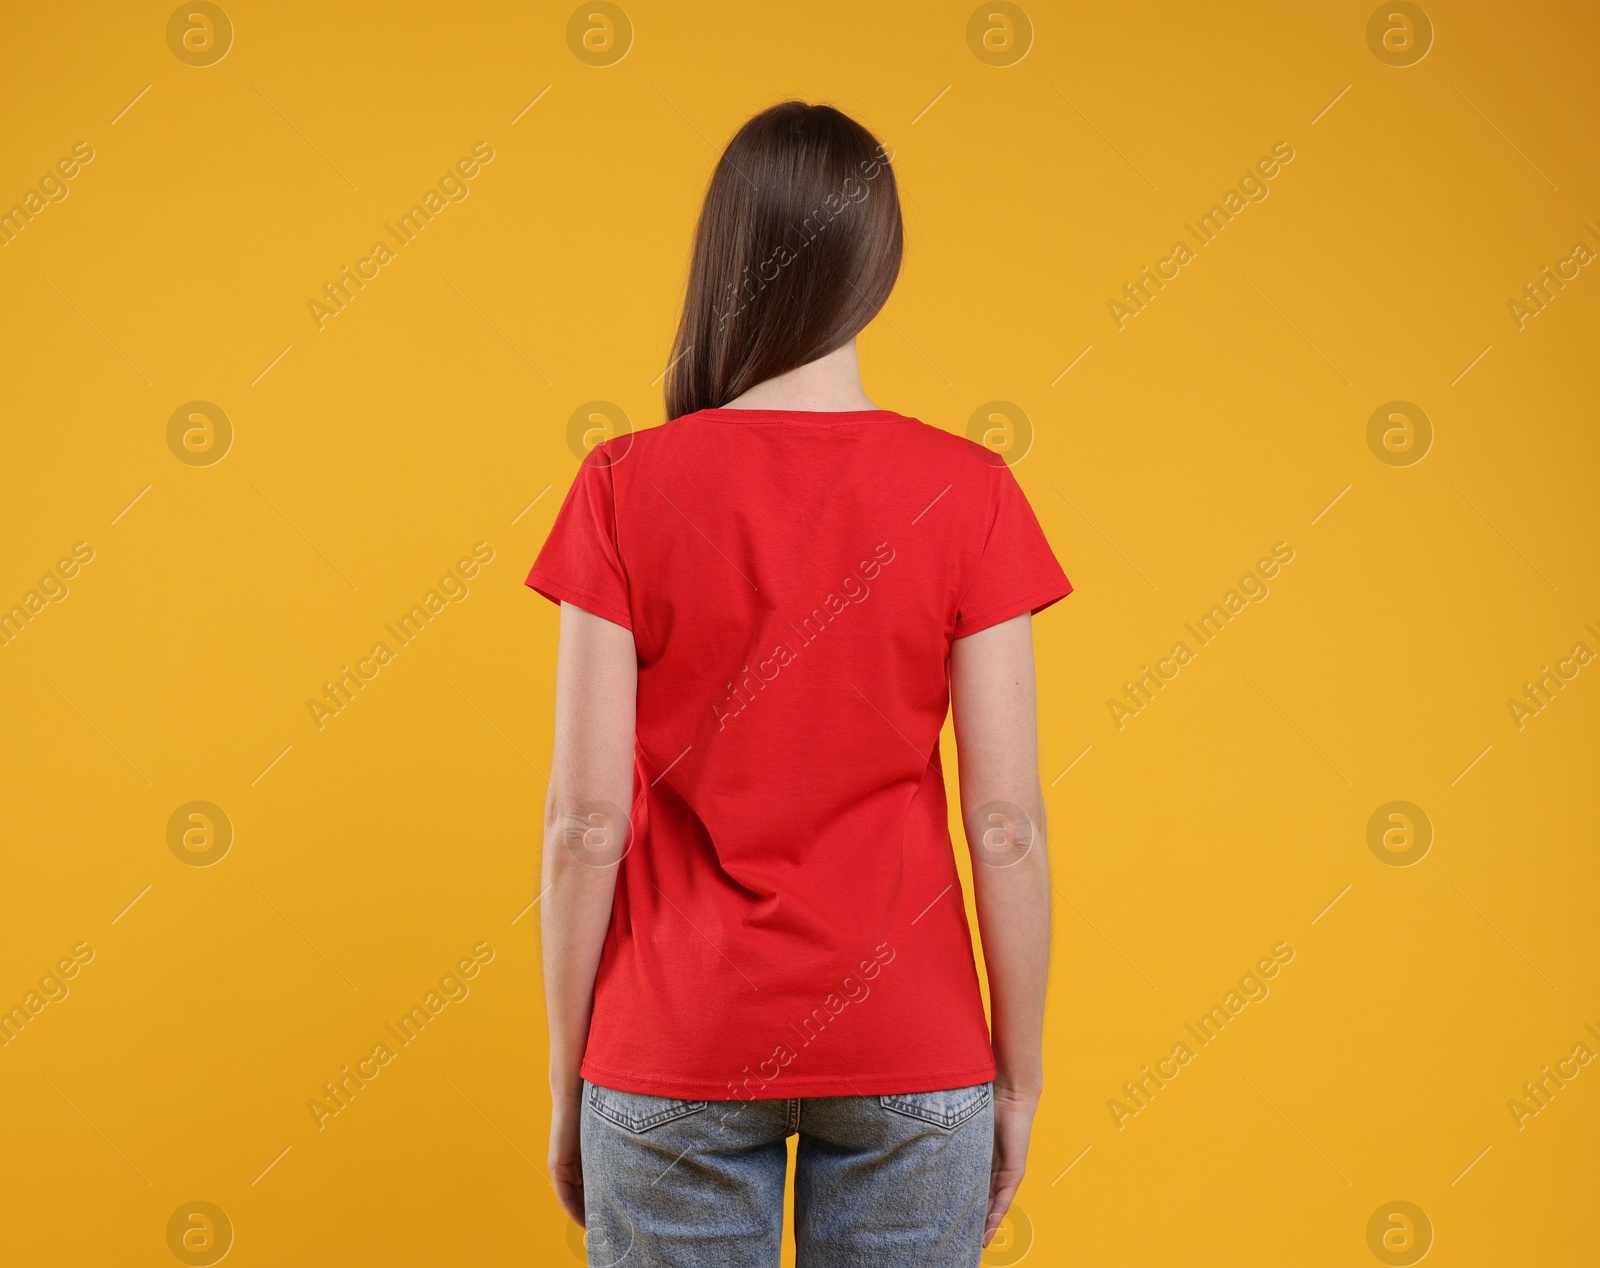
top-left (950, 612), bottom-right (1052, 1248)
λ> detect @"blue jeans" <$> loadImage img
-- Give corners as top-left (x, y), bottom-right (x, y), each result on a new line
top-left (580, 1079), bottom-right (994, 1266)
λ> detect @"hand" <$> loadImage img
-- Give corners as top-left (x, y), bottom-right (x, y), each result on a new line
top-left (549, 1086), bottom-right (586, 1226)
top-left (984, 1083), bottom-right (1040, 1248)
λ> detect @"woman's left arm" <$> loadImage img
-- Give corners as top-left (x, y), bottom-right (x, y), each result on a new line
top-left (542, 601), bottom-right (637, 1225)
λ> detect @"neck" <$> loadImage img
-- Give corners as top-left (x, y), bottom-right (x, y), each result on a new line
top-left (720, 341), bottom-right (878, 412)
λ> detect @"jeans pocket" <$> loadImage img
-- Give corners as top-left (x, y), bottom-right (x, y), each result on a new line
top-left (586, 1082), bottom-right (710, 1134)
top-left (879, 1081), bottom-right (993, 1130)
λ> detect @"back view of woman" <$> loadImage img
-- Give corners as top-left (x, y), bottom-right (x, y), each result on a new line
top-left (530, 101), bottom-right (1070, 1267)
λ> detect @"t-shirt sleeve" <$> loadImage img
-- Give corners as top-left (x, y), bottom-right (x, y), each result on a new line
top-left (953, 463), bottom-right (1072, 639)
top-left (525, 451), bottom-right (632, 630)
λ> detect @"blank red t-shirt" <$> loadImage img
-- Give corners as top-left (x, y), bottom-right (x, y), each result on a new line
top-left (527, 407), bottom-right (1070, 1099)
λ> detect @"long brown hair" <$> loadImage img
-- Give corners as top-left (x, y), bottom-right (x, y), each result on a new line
top-left (664, 102), bottom-right (903, 420)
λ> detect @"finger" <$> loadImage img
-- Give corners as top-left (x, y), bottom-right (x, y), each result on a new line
top-left (985, 1179), bottom-right (1021, 1237)
top-left (553, 1174), bottom-right (585, 1227)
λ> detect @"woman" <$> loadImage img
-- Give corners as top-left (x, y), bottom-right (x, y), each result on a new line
top-left (528, 101), bottom-right (1070, 1266)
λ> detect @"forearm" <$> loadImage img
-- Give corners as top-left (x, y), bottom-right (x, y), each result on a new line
top-left (949, 613), bottom-right (1051, 1097)
top-left (540, 603), bottom-right (637, 1098)
top-left (541, 815), bottom-right (619, 1095)
top-left (967, 799), bottom-right (1050, 1095)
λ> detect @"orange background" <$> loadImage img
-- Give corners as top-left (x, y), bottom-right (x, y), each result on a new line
top-left (1, 1), bottom-right (1595, 1264)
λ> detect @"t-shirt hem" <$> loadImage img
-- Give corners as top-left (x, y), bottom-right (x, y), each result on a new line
top-left (580, 1056), bottom-right (999, 1100)
top-left (954, 580), bottom-right (1073, 639)
top-left (525, 567), bottom-right (633, 632)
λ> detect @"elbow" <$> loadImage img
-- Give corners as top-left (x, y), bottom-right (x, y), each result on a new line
top-left (965, 797), bottom-right (1045, 870)
top-left (545, 796), bottom-right (634, 870)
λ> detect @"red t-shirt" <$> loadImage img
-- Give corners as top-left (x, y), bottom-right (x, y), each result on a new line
top-left (527, 407), bottom-right (1070, 1099)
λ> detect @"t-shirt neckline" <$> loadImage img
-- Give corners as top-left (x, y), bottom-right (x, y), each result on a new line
top-left (695, 407), bottom-right (907, 426)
